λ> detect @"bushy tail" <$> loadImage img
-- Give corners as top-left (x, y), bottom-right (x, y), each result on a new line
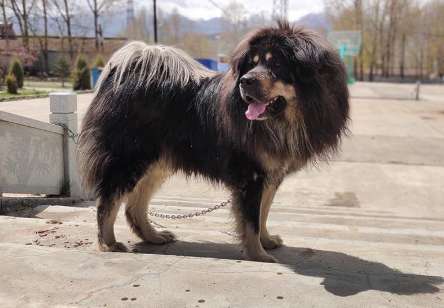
top-left (78, 42), bottom-right (215, 197)
top-left (97, 41), bottom-right (214, 93)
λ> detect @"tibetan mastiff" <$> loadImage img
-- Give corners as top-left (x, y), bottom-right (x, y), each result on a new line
top-left (78, 21), bottom-right (349, 262)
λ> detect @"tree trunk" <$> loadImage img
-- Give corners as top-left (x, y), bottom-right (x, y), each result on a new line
top-left (63, 0), bottom-right (74, 60)
top-left (354, 0), bottom-right (363, 81)
top-left (400, 33), bottom-right (406, 80)
top-left (42, 0), bottom-right (49, 74)
top-left (21, 0), bottom-right (29, 49)
top-left (94, 0), bottom-right (99, 51)
top-left (10, 1), bottom-right (25, 48)
top-left (1, 0), bottom-right (9, 50)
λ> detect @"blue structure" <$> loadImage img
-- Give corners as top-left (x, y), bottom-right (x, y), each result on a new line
top-left (196, 58), bottom-right (218, 71)
top-left (91, 67), bottom-right (103, 88)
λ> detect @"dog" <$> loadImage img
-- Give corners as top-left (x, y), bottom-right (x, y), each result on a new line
top-left (78, 21), bottom-right (349, 262)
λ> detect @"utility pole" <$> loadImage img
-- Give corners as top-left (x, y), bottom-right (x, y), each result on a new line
top-left (153, 0), bottom-right (158, 43)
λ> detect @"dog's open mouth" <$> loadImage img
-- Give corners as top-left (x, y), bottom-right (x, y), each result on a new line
top-left (244, 95), bottom-right (286, 120)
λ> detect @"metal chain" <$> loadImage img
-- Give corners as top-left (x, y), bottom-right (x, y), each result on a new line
top-left (52, 124), bottom-right (230, 220)
top-left (54, 123), bottom-right (79, 144)
top-left (148, 199), bottom-right (231, 220)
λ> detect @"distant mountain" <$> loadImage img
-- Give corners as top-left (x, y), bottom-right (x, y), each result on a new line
top-left (295, 13), bottom-right (330, 31)
top-left (13, 9), bottom-right (329, 38)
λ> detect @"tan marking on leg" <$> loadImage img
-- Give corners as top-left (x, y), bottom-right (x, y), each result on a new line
top-left (231, 192), bottom-right (277, 263)
top-left (125, 160), bottom-right (176, 244)
top-left (244, 223), bottom-right (277, 263)
top-left (265, 52), bottom-right (272, 61)
top-left (260, 185), bottom-right (283, 250)
top-left (97, 197), bottom-right (127, 252)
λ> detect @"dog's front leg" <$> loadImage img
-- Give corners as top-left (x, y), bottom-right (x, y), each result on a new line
top-left (232, 177), bottom-right (277, 263)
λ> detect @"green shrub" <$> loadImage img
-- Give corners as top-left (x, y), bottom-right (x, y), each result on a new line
top-left (73, 55), bottom-right (91, 90)
top-left (54, 57), bottom-right (71, 87)
top-left (93, 55), bottom-right (105, 68)
top-left (75, 55), bottom-right (88, 71)
top-left (6, 74), bottom-right (18, 94)
top-left (0, 67), bottom-right (5, 89)
top-left (9, 58), bottom-right (24, 88)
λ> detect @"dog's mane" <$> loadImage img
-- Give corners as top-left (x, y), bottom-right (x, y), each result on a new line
top-left (220, 22), bottom-right (349, 163)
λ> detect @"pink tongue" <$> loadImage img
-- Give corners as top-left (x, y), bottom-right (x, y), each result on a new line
top-left (245, 102), bottom-right (267, 120)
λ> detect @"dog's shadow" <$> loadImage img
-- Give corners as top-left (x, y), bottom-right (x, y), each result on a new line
top-left (132, 240), bottom-right (443, 297)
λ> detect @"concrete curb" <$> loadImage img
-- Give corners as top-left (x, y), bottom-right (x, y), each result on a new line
top-left (0, 197), bottom-right (83, 215)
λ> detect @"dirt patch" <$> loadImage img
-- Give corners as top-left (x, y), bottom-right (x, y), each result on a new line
top-left (30, 226), bottom-right (93, 249)
top-left (421, 116), bottom-right (435, 120)
top-left (326, 192), bottom-right (360, 208)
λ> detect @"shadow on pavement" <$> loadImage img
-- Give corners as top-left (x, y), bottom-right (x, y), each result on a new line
top-left (132, 240), bottom-right (443, 297)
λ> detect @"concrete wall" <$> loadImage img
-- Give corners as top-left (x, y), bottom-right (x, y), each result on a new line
top-left (0, 93), bottom-right (83, 198)
top-left (0, 111), bottom-right (64, 195)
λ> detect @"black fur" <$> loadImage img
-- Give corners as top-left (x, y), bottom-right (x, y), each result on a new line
top-left (78, 22), bottom-right (349, 256)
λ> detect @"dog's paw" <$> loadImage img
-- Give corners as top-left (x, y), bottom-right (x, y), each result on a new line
top-left (246, 251), bottom-right (278, 263)
top-left (261, 234), bottom-right (283, 250)
top-left (98, 241), bottom-right (128, 252)
top-left (144, 230), bottom-right (176, 245)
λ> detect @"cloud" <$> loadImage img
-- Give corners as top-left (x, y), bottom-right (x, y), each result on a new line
top-left (137, 0), bottom-right (324, 21)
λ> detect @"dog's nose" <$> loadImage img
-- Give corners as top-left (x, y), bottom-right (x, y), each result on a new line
top-left (240, 75), bottom-right (257, 87)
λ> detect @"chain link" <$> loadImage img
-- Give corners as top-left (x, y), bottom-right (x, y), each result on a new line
top-left (54, 123), bottom-right (79, 144)
top-left (53, 124), bottom-right (230, 220)
top-left (148, 199), bottom-right (231, 220)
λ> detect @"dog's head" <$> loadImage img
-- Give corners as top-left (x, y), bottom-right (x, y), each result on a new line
top-left (225, 21), bottom-right (349, 157)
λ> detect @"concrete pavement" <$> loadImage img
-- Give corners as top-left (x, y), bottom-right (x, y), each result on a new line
top-left (1, 82), bottom-right (444, 307)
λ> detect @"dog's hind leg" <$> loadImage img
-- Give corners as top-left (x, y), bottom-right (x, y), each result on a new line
top-left (259, 185), bottom-right (283, 250)
top-left (125, 162), bottom-right (176, 244)
top-left (97, 196), bottom-right (127, 252)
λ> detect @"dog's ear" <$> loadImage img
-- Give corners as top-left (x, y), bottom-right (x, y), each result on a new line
top-left (284, 29), bottom-right (341, 83)
top-left (230, 30), bottom-right (261, 78)
top-left (230, 45), bottom-right (248, 79)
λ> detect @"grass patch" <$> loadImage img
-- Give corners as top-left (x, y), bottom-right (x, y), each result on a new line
top-left (0, 79), bottom-right (92, 102)
top-left (24, 80), bottom-right (73, 90)
top-left (0, 88), bottom-right (50, 102)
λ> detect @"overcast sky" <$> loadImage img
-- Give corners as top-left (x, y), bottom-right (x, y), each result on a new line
top-left (137, 0), bottom-right (325, 21)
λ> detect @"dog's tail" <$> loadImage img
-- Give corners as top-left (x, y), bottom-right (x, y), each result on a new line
top-left (78, 42), bottom-right (214, 198)
top-left (96, 41), bottom-right (214, 93)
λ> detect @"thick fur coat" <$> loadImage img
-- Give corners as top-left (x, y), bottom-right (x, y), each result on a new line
top-left (78, 22), bottom-right (349, 262)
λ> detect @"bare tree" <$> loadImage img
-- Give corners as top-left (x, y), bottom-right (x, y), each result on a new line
top-left (41, 0), bottom-right (48, 72)
top-left (10, 0), bottom-right (37, 49)
top-left (1, 0), bottom-right (10, 50)
top-left (85, 0), bottom-right (121, 51)
top-left (326, 0), bottom-right (444, 81)
top-left (52, 0), bottom-right (74, 60)
top-left (29, 0), bottom-right (49, 74)
top-left (125, 6), bottom-right (150, 41)
top-left (220, 1), bottom-right (247, 53)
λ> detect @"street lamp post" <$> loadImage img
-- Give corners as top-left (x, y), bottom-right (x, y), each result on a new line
top-left (153, 0), bottom-right (158, 43)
